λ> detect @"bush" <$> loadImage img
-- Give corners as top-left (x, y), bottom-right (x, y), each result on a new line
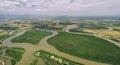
top-left (11, 59), bottom-right (16, 65)
top-left (6, 47), bottom-right (25, 61)
top-left (30, 59), bottom-right (38, 65)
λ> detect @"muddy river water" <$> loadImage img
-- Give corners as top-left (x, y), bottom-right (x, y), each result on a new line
top-left (2, 30), bottom-right (109, 65)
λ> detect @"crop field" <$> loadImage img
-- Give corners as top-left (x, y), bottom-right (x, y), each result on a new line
top-left (11, 30), bottom-right (52, 44)
top-left (69, 28), bottom-right (88, 33)
top-left (48, 32), bottom-right (120, 65)
top-left (83, 29), bottom-right (120, 43)
top-left (70, 28), bottom-right (120, 43)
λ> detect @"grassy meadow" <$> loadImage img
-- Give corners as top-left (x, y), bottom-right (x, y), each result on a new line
top-left (48, 32), bottom-right (120, 65)
top-left (11, 30), bottom-right (52, 45)
top-left (70, 28), bottom-right (120, 43)
top-left (83, 29), bottom-right (120, 43)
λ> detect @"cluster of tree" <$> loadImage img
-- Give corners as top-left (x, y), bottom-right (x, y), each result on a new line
top-left (6, 47), bottom-right (25, 65)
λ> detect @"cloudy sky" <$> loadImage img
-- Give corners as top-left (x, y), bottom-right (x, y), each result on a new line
top-left (0, 0), bottom-right (120, 16)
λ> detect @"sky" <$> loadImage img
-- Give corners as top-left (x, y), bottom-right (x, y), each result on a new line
top-left (0, 0), bottom-right (120, 16)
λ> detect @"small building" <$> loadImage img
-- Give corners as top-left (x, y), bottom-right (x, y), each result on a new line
top-left (34, 52), bottom-right (40, 56)
top-left (50, 56), bottom-right (55, 60)
top-left (55, 57), bottom-right (59, 61)
top-left (58, 58), bottom-right (62, 63)
top-left (0, 60), bottom-right (5, 65)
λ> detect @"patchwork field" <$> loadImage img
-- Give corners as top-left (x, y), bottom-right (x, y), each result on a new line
top-left (70, 28), bottom-right (120, 43)
top-left (11, 30), bottom-right (52, 45)
top-left (48, 32), bottom-right (120, 65)
top-left (83, 29), bottom-right (120, 43)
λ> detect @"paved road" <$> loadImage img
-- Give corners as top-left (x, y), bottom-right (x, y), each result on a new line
top-left (2, 30), bottom-right (109, 65)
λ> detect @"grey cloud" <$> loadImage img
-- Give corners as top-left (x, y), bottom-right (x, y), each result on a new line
top-left (0, 0), bottom-right (120, 16)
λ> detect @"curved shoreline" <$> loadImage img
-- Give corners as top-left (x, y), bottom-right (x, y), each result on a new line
top-left (64, 24), bottom-right (120, 47)
top-left (2, 30), bottom-right (109, 65)
top-left (67, 30), bottom-right (120, 48)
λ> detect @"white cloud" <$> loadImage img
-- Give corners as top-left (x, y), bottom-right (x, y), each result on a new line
top-left (0, 0), bottom-right (120, 16)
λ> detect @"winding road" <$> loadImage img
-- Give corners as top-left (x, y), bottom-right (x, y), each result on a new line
top-left (2, 30), bottom-right (110, 65)
top-left (68, 32), bottom-right (120, 47)
top-left (64, 24), bottom-right (120, 47)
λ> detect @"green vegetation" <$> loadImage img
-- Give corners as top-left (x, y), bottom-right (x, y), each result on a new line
top-left (0, 46), bottom-right (7, 55)
top-left (89, 23), bottom-right (107, 29)
top-left (11, 30), bottom-right (52, 44)
top-left (0, 35), bottom-right (7, 40)
top-left (46, 58), bottom-right (61, 65)
top-left (30, 59), bottom-right (38, 65)
top-left (113, 28), bottom-right (120, 32)
top-left (59, 22), bottom-right (73, 25)
top-left (69, 28), bottom-right (84, 32)
top-left (11, 59), bottom-right (16, 65)
top-left (48, 32), bottom-right (120, 65)
top-left (0, 48), bottom-right (2, 55)
top-left (49, 27), bottom-right (62, 31)
top-left (69, 28), bottom-right (90, 33)
top-left (35, 50), bottom-right (84, 65)
top-left (6, 47), bottom-right (25, 61)
top-left (0, 35), bottom-right (9, 41)
top-left (110, 38), bottom-right (120, 42)
top-left (79, 23), bottom-right (108, 29)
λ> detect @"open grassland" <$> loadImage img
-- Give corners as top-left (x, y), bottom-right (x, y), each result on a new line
top-left (69, 28), bottom-right (88, 33)
top-left (11, 30), bottom-right (52, 45)
top-left (83, 29), bottom-right (120, 43)
top-left (0, 30), bottom-right (8, 36)
top-left (48, 32), bottom-right (120, 65)
top-left (70, 28), bottom-right (120, 43)
top-left (113, 27), bottom-right (120, 32)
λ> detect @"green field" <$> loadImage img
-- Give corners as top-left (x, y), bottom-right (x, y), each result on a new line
top-left (69, 28), bottom-right (86, 33)
top-left (6, 47), bottom-right (25, 65)
top-left (45, 58), bottom-right (61, 65)
top-left (48, 32), bottom-right (120, 65)
top-left (11, 30), bottom-right (52, 45)
top-left (0, 35), bottom-right (9, 42)
top-left (6, 47), bottom-right (25, 61)
top-left (30, 59), bottom-right (38, 65)
top-left (36, 50), bottom-right (83, 65)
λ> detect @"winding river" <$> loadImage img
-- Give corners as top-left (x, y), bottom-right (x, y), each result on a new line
top-left (2, 30), bottom-right (110, 65)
